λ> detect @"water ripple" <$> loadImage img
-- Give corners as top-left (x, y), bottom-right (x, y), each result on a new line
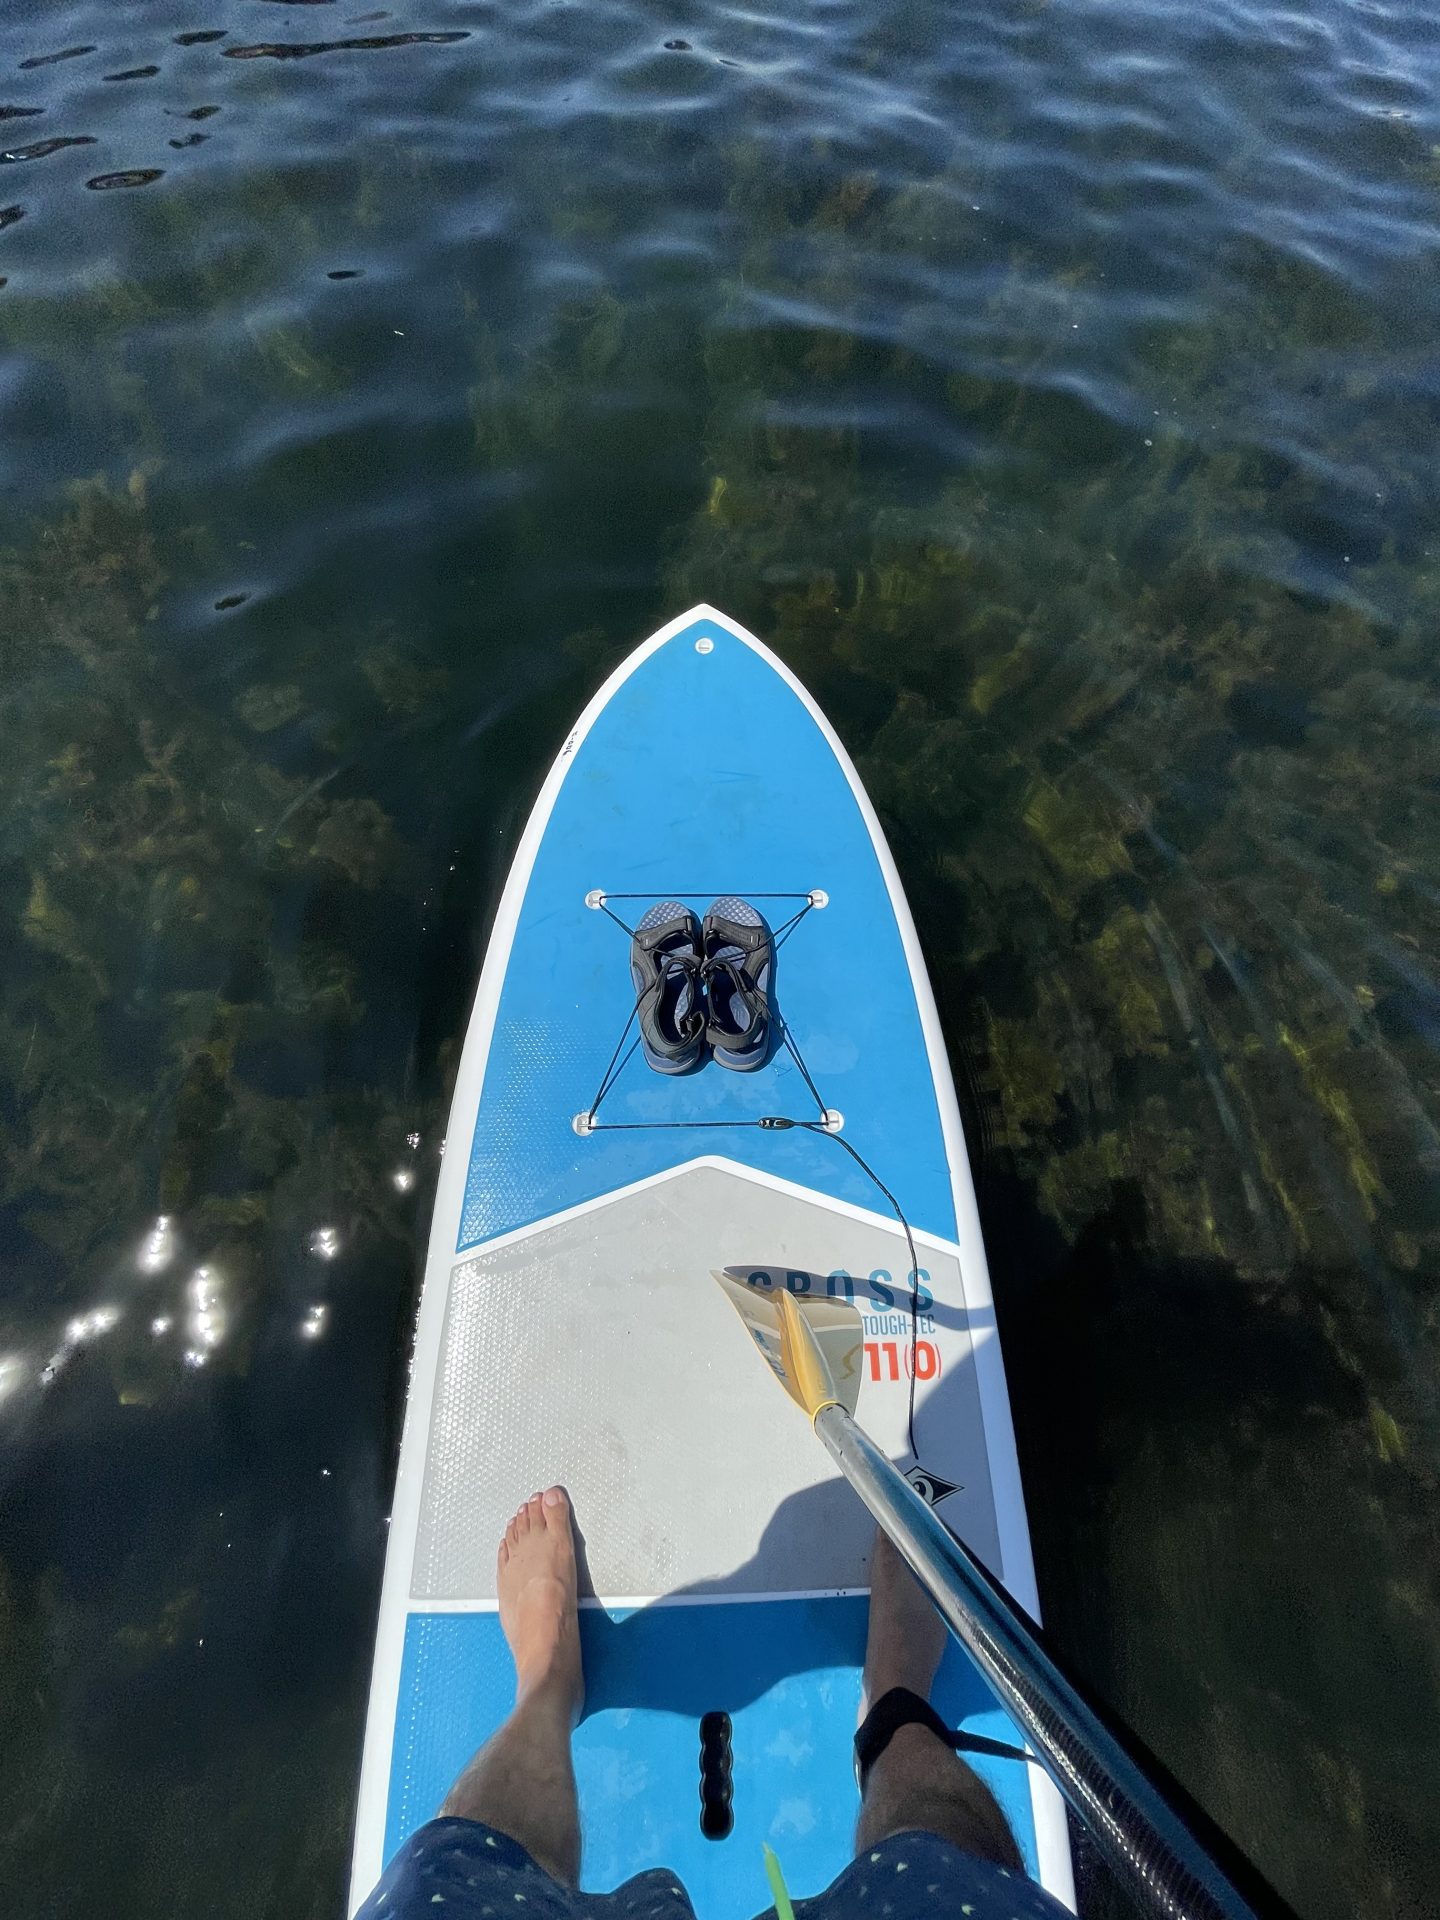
top-left (0, 137), bottom-right (97, 163)
top-left (85, 168), bottom-right (164, 190)
top-left (17, 44), bottom-right (95, 69)
top-left (222, 32), bottom-right (471, 62)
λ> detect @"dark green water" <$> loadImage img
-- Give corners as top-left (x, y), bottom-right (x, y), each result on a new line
top-left (2, 2), bottom-right (1438, 1915)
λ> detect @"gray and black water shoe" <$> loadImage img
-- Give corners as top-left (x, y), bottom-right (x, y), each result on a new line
top-left (702, 897), bottom-right (775, 1071)
top-left (630, 900), bottom-right (705, 1074)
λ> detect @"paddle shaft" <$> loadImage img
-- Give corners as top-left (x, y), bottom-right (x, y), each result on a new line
top-left (815, 1404), bottom-right (1277, 1920)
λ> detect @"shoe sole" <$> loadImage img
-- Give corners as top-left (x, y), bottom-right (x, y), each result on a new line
top-left (640, 1036), bottom-right (705, 1075)
top-left (632, 900), bottom-right (703, 1074)
top-left (711, 1039), bottom-right (768, 1072)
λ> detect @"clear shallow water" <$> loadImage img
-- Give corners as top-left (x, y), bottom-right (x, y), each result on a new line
top-left (1, 2), bottom-right (1438, 1915)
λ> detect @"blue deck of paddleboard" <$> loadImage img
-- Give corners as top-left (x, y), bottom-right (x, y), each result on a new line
top-left (385, 1602), bottom-right (1042, 1906)
top-left (458, 613), bottom-right (958, 1251)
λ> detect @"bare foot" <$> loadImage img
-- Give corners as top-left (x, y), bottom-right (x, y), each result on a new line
top-left (497, 1486), bottom-right (584, 1725)
top-left (861, 1527), bottom-right (946, 1715)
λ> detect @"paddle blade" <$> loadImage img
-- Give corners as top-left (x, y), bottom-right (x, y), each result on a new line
top-left (713, 1270), bottom-right (865, 1419)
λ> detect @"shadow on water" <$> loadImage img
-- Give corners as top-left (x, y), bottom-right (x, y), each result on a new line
top-left (988, 1178), bottom-right (1437, 1920)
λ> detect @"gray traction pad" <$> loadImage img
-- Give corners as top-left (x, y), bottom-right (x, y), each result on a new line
top-left (413, 1161), bottom-right (1000, 1602)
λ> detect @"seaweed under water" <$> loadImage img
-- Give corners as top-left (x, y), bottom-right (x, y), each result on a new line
top-left (0, 1), bottom-right (1438, 1917)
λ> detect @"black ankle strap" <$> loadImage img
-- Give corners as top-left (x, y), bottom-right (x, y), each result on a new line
top-left (853, 1686), bottom-right (1035, 1794)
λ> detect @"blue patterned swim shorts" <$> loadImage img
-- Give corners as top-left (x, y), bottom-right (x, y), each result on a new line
top-left (355, 1817), bottom-right (1071, 1920)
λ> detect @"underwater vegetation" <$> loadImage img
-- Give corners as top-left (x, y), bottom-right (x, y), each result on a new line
top-left (0, 473), bottom-right (424, 1331)
top-left (0, 462), bottom-right (448, 1917)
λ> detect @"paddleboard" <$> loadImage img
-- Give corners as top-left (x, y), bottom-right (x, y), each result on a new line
top-left (348, 605), bottom-right (1075, 1916)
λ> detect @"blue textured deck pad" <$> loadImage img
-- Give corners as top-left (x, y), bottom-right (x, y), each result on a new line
top-left (459, 617), bottom-right (958, 1249)
top-left (384, 1601), bottom-right (1039, 1920)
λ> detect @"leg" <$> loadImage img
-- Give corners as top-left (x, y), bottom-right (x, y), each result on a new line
top-left (441, 1486), bottom-right (586, 1886)
top-left (856, 1530), bottom-right (1022, 1869)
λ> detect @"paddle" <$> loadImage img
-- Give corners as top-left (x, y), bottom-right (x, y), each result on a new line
top-left (715, 1274), bottom-right (1291, 1920)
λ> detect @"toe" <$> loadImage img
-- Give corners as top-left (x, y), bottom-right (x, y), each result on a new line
top-left (541, 1485), bottom-right (570, 1528)
top-left (525, 1492), bottom-right (546, 1531)
top-left (514, 1501), bottom-right (531, 1538)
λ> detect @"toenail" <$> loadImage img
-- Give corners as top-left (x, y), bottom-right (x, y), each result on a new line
top-left (543, 1488), bottom-right (564, 1507)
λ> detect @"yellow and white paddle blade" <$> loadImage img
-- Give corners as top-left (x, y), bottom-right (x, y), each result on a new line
top-left (713, 1269), bottom-right (865, 1420)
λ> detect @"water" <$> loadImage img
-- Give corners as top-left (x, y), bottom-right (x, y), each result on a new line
top-left (1, 1), bottom-right (1437, 1914)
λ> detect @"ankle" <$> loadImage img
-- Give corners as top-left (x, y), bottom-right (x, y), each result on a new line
top-left (514, 1655), bottom-right (584, 1728)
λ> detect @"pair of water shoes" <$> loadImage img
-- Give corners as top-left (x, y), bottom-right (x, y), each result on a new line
top-left (630, 897), bottom-right (774, 1074)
